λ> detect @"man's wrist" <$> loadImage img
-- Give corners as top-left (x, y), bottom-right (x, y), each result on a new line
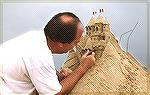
top-left (77, 64), bottom-right (89, 74)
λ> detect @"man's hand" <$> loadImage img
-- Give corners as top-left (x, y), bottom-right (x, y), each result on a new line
top-left (57, 68), bottom-right (72, 81)
top-left (79, 50), bottom-right (95, 70)
top-left (56, 50), bottom-right (95, 95)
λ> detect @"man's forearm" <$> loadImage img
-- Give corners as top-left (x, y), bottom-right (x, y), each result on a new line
top-left (56, 65), bottom-right (88, 95)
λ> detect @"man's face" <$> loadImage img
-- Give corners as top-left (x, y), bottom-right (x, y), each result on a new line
top-left (60, 23), bottom-right (83, 53)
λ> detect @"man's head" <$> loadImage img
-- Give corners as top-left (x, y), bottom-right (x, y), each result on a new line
top-left (44, 12), bottom-right (83, 53)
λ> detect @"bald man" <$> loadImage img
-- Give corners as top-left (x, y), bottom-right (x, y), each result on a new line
top-left (0, 12), bottom-right (95, 95)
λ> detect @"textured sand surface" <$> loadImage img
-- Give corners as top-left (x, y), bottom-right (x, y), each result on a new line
top-left (63, 16), bottom-right (149, 95)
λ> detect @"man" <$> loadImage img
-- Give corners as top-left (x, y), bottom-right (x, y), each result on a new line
top-left (0, 12), bottom-right (95, 95)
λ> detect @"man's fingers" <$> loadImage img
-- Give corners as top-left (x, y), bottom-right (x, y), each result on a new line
top-left (91, 52), bottom-right (95, 57)
top-left (65, 68), bottom-right (72, 73)
top-left (60, 68), bottom-right (72, 77)
top-left (82, 50), bottom-right (90, 57)
top-left (83, 50), bottom-right (95, 58)
top-left (91, 52), bottom-right (96, 61)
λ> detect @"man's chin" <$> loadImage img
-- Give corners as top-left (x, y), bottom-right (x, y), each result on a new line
top-left (62, 51), bottom-right (68, 54)
top-left (56, 51), bottom-right (68, 54)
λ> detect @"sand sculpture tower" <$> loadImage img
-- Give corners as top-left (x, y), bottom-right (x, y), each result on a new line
top-left (63, 14), bottom-right (149, 95)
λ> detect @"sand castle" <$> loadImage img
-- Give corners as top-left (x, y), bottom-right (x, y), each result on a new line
top-left (63, 14), bottom-right (150, 95)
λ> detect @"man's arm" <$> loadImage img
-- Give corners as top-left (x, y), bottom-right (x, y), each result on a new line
top-left (56, 50), bottom-right (95, 95)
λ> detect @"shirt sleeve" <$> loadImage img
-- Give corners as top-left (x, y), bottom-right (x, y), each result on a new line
top-left (23, 52), bottom-right (62, 95)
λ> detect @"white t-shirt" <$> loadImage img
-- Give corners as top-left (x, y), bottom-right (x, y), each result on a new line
top-left (0, 31), bottom-right (62, 95)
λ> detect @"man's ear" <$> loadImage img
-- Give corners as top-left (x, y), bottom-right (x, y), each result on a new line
top-left (46, 36), bottom-right (51, 42)
top-left (57, 42), bottom-right (63, 48)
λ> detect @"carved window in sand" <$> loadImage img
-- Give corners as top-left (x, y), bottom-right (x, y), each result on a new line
top-left (85, 26), bottom-right (92, 31)
top-left (91, 25), bottom-right (95, 32)
top-left (96, 27), bottom-right (98, 31)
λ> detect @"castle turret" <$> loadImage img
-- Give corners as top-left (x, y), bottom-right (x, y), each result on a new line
top-left (87, 16), bottom-right (95, 26)
top-left (85, 16), bottom-right (95, 36)
top-left (103, 17), bottom-right (110, 32)
top-left (95, 16), bottom-right (103, 23)
top-left (94, 16), bottom-right (103, 32)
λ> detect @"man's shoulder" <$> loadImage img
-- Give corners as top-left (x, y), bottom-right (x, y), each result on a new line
top-left (1, 30), bottom-right (47, 55)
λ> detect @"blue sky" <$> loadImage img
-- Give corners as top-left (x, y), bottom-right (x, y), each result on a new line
top-left (2, 3), bottom-right (148, 69)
